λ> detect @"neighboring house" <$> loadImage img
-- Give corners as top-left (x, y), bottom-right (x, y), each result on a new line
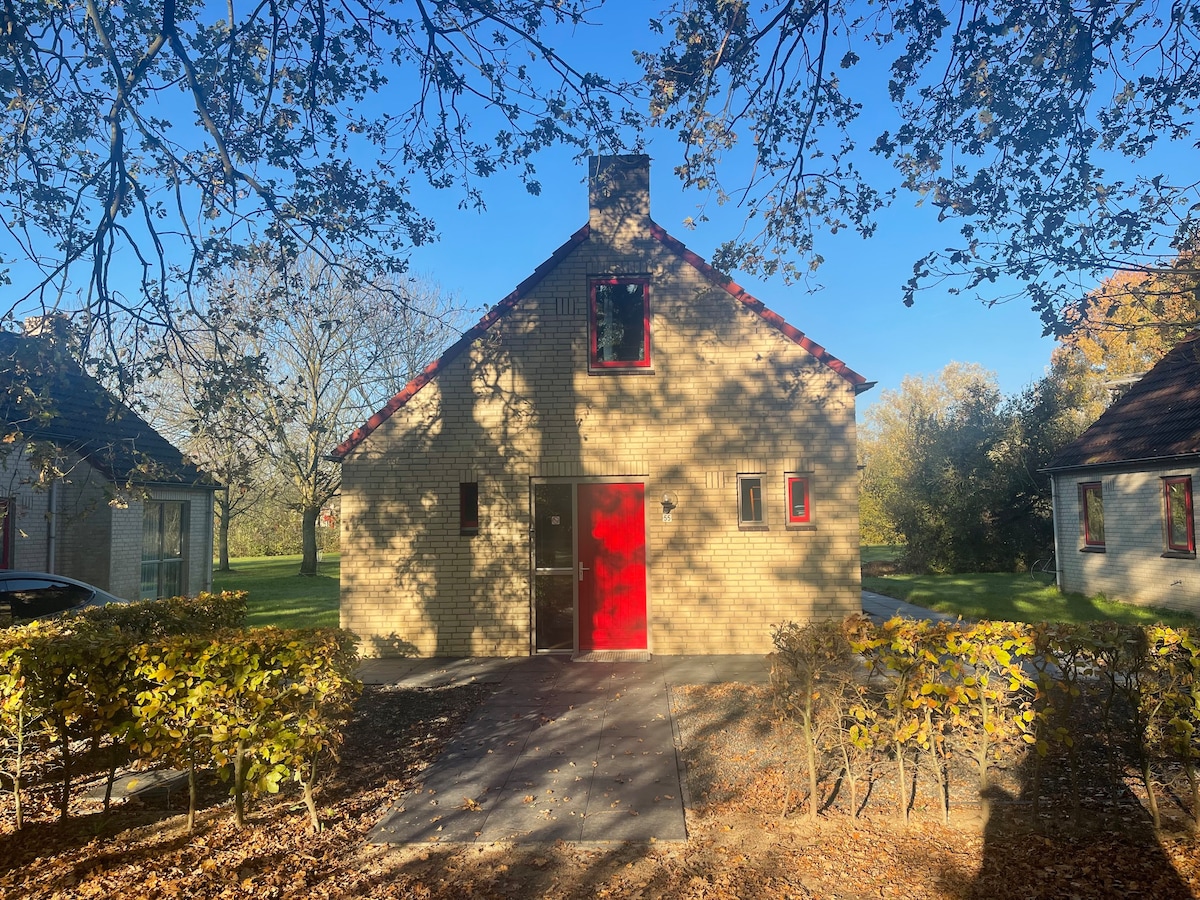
top-left (1045, 330), bottom-right (1200, 614)
top-left (0, 331), bottom-right (216, 600)
top-left (333, 155), bottom-right (871, 658)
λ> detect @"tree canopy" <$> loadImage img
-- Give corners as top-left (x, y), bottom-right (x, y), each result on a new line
top-left (859, 360), bottom-right (1090, 572)
top-left (0, 0), bottom-right (633, 350)
top-left (2, 0), bottom-right (1198, 344)
top-left (640, 0), bottom-right (1200, 331)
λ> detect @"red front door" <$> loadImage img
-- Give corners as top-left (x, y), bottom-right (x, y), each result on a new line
top-left (576, 483), bottom-right (647, 651)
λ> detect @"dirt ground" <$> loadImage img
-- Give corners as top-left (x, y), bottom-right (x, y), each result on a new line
top-left (2, 680), bottom-right (1200, 899)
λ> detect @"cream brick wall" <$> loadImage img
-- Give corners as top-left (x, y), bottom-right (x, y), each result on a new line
top-left (1053, 464), bottom-right (1200, 614)
top-left (341, 160), bottom-right (863, 657)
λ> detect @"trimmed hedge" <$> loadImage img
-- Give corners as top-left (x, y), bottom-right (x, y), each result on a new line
top-left (0, 591), bottom-right (360, 831)
top-left (771, 616), bottom-right (1200, 830)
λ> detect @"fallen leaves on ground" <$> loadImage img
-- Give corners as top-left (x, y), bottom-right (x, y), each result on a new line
top-left (0, 681), bottom-right (1198, 898)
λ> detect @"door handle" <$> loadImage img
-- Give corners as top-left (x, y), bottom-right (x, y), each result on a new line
top-left (578, 562), bottom-right (590, 582)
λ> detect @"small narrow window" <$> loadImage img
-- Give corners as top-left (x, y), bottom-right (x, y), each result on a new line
top-left (1080, 482), bottom-right (1105, 550)
top-left (1164, 476), bottom-right (1195, 554)
top-left (738, 475), bottom-right (765, 527)
top-left (786, 475), bottom-right (811, 525)
top-left (589, 278), bottom-right (650, 369)
top-left (460, 482), bottom-right (479, 535)
top-left (0, 498), bottom-right (11, 569)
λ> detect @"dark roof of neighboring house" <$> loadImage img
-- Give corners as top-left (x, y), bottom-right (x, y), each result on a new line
top-left (331, 221), bottom-right (870, 460)
top-left (0, 331), bottom-right (213, 487)
top-left (1044, 330), bottom-right (1200, 472)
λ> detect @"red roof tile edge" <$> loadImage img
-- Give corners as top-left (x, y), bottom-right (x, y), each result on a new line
top-left (648, 222), bottom-right (867, 388)
top-left (330, 224), bottom-right (592, 459)
top-left (331, 220), bottom-right (866, 460)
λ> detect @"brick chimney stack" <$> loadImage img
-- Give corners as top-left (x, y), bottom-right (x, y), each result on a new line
top-left (589, 155), bottom-right (651, 241)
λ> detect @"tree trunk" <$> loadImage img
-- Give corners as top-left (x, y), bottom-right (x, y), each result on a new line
top-left (299, 505), bottom-right (320, 576)
top-left (217, 486), bottom-right (232, 571)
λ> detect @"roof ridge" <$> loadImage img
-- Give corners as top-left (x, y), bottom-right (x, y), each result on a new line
top-left (647, 221), bottom-right (867, 387)
top-left (331, 220), bottom-right (868, 460)
top-left (331, 225), bottom-right (592, 459)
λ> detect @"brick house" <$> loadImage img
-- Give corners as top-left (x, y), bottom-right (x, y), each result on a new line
top-left (333, 155), bottom-right (871, 657)
top-left (1044, 330), bottom-right (1200, 614)
top-left (0, 331), bottom-right (216, 600)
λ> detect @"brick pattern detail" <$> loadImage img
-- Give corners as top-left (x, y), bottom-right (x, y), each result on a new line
top-left (341, 220), bottom-right (863, 657)
top-left (1054, 465), bottom-right (1200, 614)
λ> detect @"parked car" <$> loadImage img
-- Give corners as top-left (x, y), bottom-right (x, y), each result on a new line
top-left (0, 571), bottom-right (129, 626)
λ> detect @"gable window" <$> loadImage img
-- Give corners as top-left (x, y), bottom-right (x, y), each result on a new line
top-left (1164, 476), bottom-right (1195, 555)
top-left (738, 475), bottom-right (766, 527)
top-left (460, 482), bottom-right (479, 535)
top-left (589, 278), bottom-right (650, 369)
top-left (142, 501), bottom-right (186, 600)
top-left (786, 475), bottom-right (811, 526)
top-left (1080, 482), bottom-right (1105, 550)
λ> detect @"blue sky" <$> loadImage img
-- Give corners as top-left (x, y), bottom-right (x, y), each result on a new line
top-left (388, 1), bottom-right (1095, 415)
top-left (12, 1), bottom-right (1185, 415)
top-left (401, 149), bottom-right (1062, 414)
top-left (391, 1), bottom-right (1199, 415)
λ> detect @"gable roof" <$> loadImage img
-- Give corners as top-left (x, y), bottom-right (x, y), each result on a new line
top-left (0, 331), bottom-right (213, 487)
top-left (1044, 329), bottom-right (1200, 472)
top-left (332, 222), bottom-right (869, 460)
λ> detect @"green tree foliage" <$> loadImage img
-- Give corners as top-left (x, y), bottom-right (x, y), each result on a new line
top-left (860, 361), bottom-right (1090, 573)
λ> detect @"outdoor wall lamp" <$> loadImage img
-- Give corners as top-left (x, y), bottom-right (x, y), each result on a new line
top-left (660, 491), bottom-right (679, 522)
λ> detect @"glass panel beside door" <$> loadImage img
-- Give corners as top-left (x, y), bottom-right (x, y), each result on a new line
top-left (533, 483), bottom-right (575, 652)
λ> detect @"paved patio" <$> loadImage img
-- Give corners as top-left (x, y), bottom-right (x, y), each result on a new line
top-left (364, 592), bottom-right (944, 845)
top-left (363, 654), bottom-right (768, 845)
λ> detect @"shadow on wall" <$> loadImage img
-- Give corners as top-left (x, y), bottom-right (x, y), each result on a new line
top-left (342, 226), bottom-right (861, 655)
top-left (365, 633), bottom-right (421, 658)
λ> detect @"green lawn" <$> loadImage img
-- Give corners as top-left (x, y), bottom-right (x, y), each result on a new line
top-left (211, 550), bottom-right (1194, 632)
top-left (860, 544), bottom-right (904, 565)
top-left (863, 571), bottom-right (1198, 628)
top-left (212, 553), bottom-right (340, 629)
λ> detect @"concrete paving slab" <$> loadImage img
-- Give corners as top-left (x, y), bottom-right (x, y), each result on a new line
top-left (582, 806), bottom-right (686, 842)
top-left (371, 654), bottom-right (690, 845)
top-left (82, 768), bottom-right (189, 805)
top-left (475, 805), bottom-right (586, 843)
top-left (862, 590), bottom-right (960, 623)
top-left (370, 797), bottom-right (491, 843)
top-left (369, 593), bottom-right (947, 846)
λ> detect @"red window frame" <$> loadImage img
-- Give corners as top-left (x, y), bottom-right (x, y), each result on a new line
top-left (588, 277), bottom-right (651, 370)
top-left (1164, 476), bottom-right (1195, 553)
top-left (786, 475), bottom-right (811, 525)
top-left (1080, 482), bottom-right (1105, 548)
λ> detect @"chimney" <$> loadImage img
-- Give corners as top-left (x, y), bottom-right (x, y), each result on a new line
top-left (589, 155), bottom-right (651, 239)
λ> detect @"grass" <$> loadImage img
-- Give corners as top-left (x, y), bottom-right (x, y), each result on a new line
top-left (212, 553), bottom-right (340, 629)
top-left (863, 570), bottom-right (1198, 628)
top-left (860, 544), bottom-right (904, 565)
top-left (210, 547), bottom-right (1194, 632)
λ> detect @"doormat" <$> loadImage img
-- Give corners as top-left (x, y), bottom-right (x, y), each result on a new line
top-left (572, 650), bottom-right (652, 663)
